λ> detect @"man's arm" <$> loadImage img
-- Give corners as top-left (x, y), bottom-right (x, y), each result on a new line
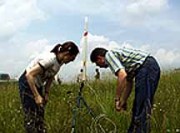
top-left (115, 69), bottom-right (127, 99)
top-left (120, 79), bottom-right (133, 110)
top-left (115, 69), bottom-right (127, 111)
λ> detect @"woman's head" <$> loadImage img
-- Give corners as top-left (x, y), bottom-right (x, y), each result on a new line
top-left (51, 41), bottom-right (79, 55)
top-left (51, 41), bottom-right (79, 64)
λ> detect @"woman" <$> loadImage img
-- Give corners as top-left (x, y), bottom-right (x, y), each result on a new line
top-left (19, 41), bottom-right (79, 133)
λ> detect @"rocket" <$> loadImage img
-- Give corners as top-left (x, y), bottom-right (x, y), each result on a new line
top-left (82, 17), bottom-right (88, 81)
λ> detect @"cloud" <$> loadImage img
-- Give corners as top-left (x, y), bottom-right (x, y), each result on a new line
top-left (80, 33), bottom-right (122, 55)
top-left (120, 0), bottom-right (169, 26)
top-left (126, 0), bottom-right (168, 15)
top-left (0, 38), bottom-right (51, 77)
top-left (0, 33), bottom-right (179, 81)
top-left (24, 39), bottom-right (52, 60)
top-left (40, 0), bottom-right (113, 16)
top-left (0, 0), bottom-right (179, 81)
top-left (155, 48), bottom-right (180, 69)
top-left (0, 0), bottom-right (45, 41)
top-left (86, 34), bottom-right (180, 71)
top-left (38, 0), bottom-right (178, 32)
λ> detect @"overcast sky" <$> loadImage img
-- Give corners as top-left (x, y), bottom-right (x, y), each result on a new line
top-left (0, 0), bottom-right (180, 81)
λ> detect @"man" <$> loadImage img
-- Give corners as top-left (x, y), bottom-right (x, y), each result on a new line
top-left (90, 47), bottom-right (160, 133)
top-left (94, 68), bottom-right (100, 81)
top-left (77, 69), bottom-right (83, 83)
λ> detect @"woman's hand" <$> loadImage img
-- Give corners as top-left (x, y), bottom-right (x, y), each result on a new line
top-left (44, 93), bottom-right (49, 105)
top-left (35, 95), bottom-right (44, 106)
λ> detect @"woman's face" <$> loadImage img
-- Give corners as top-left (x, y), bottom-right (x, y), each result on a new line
top-left (63, 54), bottom-right (76, 64)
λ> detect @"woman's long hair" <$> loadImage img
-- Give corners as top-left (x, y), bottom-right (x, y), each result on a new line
top-left (51, 41), bottom-right (79, 56)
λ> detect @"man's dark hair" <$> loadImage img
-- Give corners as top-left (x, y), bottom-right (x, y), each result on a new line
top-left (90, 47), bottom-right (108, 62)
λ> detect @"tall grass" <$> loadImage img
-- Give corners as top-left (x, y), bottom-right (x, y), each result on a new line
top-left (0, 71), bottom-right (179, 133)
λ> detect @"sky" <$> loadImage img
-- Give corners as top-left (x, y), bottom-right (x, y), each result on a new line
top-left (0, 0), bottom-right (180, 81)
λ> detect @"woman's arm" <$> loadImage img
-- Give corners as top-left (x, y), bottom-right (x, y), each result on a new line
top-left (44, 77), bottom-right (54, 104)
top-left (26, 64), bottom-right (44, 105)
top-left (44, 77), bottom-right (54, 94)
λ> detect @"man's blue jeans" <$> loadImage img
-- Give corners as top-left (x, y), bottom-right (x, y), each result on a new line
top-left (19, 72), bottom-right (46, 133)
top-left (128, 56), bottom-right (160, 133)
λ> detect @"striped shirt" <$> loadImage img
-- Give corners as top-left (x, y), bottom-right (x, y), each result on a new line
top-left (105, 47), bottom-right (150, 79)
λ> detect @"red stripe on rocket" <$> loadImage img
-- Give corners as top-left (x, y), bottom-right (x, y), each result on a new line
top-left (84, 31), bottom-right (88, 36)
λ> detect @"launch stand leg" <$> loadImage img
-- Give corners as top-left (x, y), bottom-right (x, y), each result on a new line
top-left (71, 82), bottom-right (96, 133)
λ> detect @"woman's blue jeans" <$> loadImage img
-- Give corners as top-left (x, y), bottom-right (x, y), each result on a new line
top-left (18, 72), bottom-right (46, 133)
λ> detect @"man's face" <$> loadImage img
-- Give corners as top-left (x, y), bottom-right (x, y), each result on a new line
top-left (95, 56), bottom-right (108, 68)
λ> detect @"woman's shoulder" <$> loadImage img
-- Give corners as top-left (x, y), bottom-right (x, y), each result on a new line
top-left (38, 52), bottom-right (56, 59)
top-left (35, 52), bottom-right (57, 65)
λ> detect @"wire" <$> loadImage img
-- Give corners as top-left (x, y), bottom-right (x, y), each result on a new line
top-left (90, 114), bottom-right (117, 133)
top-left (86, 83), bottom-right (106, 113)
top-left (86, 83), bottom-right (117, 133)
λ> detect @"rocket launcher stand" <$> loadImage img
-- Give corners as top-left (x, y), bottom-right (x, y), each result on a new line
top-left (71, 81), bottom-right (96, 133)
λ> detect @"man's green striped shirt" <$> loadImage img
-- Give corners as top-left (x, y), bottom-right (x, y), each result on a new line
top-left (105, 47), bottom-right (150, 79)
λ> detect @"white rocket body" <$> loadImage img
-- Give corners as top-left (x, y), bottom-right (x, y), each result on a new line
top-left (82, 17), bottom-right (88, 81)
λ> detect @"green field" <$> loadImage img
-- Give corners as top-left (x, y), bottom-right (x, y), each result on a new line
top-left (0, 71), bottom-right (179, 133)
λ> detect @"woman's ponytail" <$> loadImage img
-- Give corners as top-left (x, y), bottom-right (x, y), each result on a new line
top-left (51, 41), bottom-right (79, 56)
top-left (50, 44), bottom-right (62, 54)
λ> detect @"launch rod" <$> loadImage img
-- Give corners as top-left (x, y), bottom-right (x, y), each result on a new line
top-left (82, 17), bottom-right (88, 81)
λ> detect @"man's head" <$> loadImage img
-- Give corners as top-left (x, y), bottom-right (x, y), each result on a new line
top-left (80, 69), bottom-right (83, 72)
top-left (90, 47), bottom-right (108, 68)
top-left (95, 68), bottom-right (99, 72)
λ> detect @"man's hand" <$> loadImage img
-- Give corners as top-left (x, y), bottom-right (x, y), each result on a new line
top-left (115, 99), bottom-right (127, 112)
top-left (115, 100), bottom-right (121, 112)
top-left (35, 95), bottom-right (44, 106)
top-left (120, 100), bottom-right (127, 111)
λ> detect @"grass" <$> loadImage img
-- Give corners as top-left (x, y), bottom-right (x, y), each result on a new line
top-left (0, 71), bottom-right (179, 133)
